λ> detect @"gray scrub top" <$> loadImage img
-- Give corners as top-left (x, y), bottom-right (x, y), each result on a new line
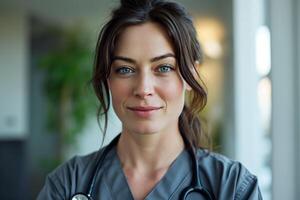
top-left (37, 146), bottom-right (263, 200)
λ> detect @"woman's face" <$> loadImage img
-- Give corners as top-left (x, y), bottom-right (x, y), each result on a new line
top-left (108, 22), bottom-right (191, 135)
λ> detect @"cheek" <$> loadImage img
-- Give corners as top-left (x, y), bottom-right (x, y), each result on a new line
top-left (109, 80), bottom-right (131, 108)
top-left (109, 78), bottom-right (130, 94)
top-left (161, 78), bottom-right (185, 105)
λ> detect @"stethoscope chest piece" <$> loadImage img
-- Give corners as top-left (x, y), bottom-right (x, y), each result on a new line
top-left (182, 186), bottom-right (213, 200)
top-left (71, 193), bottom-right (91, 200)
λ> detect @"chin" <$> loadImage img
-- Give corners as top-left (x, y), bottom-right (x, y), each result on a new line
top-left (126, 123), bottom-right (162, 135)
top-left (132, 127), bottom-right (159, 135)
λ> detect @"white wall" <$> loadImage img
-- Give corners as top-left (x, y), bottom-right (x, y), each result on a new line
top-left (270, 0), bottom-right (299, 199)
top-left (0, 5), bottom-right (29, 138)
top-left (233, 0), bottom-right (271, 199)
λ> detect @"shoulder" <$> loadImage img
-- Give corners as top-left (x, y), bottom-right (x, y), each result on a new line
top-left (197, 149), bottom-right (262, 199)
top-left (37, 148), bottom-right (105, 200)
top-left (197, 149), bottom-right (251, 176)
top-left (49, 149), bottom-right (101, 180)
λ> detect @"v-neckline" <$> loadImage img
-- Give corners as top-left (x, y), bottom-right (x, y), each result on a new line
top-left (103, 146), bottom-right (193, 200)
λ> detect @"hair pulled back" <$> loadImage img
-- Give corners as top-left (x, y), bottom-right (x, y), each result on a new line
top-left (92, 0), bottom-right (209, 149)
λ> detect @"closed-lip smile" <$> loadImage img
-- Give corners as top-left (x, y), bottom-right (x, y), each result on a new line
top-left (127, 106), bottom-right (162, 111)
top-left (127, 106), bottom-right (162, 118)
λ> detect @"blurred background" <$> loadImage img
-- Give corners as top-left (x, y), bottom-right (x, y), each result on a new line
top-left (0, 0), bottom-right (299, 199)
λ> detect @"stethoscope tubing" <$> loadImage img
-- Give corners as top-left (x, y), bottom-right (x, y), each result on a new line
top-left (88, 135), bottom-right (120, 197)
top-left (71, 134), bottom-right (214, 200)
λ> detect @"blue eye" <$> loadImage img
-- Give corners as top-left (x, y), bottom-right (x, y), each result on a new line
top-left (115, 67), bottom-right (134, 75)
top-left (157, 65), bottom-right (174, 73)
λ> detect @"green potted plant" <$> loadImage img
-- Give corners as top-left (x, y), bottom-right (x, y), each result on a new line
top-left (40, 26), bottom-right (96, 163)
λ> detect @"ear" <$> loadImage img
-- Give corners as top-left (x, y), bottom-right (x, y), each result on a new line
top-left (193, 60), bottom-right (201, 76)
top-left (185, 81), bottom-right (192, 91)
top-left (185, 61), bottom-right (200, 91)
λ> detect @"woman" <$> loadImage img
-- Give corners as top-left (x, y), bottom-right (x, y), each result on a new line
top-left (38, 0), bottom-right (263, 199)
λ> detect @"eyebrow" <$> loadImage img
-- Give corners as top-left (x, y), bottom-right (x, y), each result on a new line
top-left (112, 53), bottom-right (176, 64)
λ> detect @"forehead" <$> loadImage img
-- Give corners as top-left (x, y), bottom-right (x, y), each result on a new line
top-left (113, 22), bottom-right (175, 59)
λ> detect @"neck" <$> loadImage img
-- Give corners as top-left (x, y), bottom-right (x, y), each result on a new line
top-left (116, 129), bottom-right (185, 173)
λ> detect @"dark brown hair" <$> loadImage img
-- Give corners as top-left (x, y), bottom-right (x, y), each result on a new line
top-left (92, 0), bottom-right (209, 149)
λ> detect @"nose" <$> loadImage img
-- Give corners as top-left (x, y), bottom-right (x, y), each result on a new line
top-left (133, 72), bottom-right (154, 98)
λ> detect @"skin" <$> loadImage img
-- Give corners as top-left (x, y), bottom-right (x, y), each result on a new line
top-left (108, 22), bottom-right (191, 200)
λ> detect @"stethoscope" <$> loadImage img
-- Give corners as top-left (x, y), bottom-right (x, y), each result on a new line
top-left (71, 134), bottom-right (214, 200)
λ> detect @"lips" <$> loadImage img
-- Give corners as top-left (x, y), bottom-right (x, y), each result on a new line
top-left (127, 106), bottom-right (162, 117)
top-left (127, 106), bottom-right (162, 111)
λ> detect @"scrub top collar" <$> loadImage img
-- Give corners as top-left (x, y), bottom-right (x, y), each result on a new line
top-left (100, 146), bottom-right (193, 200)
